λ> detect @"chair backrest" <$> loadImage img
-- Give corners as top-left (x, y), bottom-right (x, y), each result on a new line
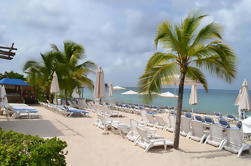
top-left (209, 124), bottom-right (225, 143)
top-left (194, 115), bottom-right (204, 122)
top-left (219, 118), bottom-right (230, 128)
top-left (226, 128), bottom-right (243, 148)
top-left (97, 114), bottom-right (107, 125)
top-left (204, 116), bottom-right (214, 124)
top-left (227, 114), bottom-right (236, 120)
top-left (130, 119), bottom-right (138, 132)
top-left (136, 127), bottom-right (150, 142)
top-left (141, 111), bottom-right (148, 123)
top-left (155, 115), bottom-right (167, 126)
top-left (184, 112), bottom-right (192, 119)
top-left (145, 113), bottom-right (155, 124)
top-left (181, 116), bottom-right (191, 134)
top-left (169, 114), bottom-right (176, 129)
top-left (236, 121), bottom-right (242, 129)
top-left (191, 120), bottom-right (204, 138)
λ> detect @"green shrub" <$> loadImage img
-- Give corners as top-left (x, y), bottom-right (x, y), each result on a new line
top-left (0, 128), bottom-right (67, 166)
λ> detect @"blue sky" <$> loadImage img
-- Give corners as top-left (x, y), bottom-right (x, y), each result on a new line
top-left (0, 0), bottom-right (250, 90)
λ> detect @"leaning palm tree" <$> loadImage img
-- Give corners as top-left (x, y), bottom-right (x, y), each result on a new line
top-left (51, 41), bottom-right (96, 99)
top-left (138, 11), bottom-right (236, 149)
top-left (24, 52), bottom-right (57, 100)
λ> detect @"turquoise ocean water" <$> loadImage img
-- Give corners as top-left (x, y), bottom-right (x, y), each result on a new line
top-left (83, 87), bottom-right (251, 116)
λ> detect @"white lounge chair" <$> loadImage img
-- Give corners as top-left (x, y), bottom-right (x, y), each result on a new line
top-left (223, 128), bottom-right (251, 157)
top-left (155, 115), bottom-right (169, 130)
top-left (188, 120), bottom-right (208, 143)
top-left (135, 127), bottom-right (173, 152)
top-left (95, 114), bottom-right (119, 130)
top-left (204, 124), bottom-right (226, 149)
top-left (180, 116), bottom-right (191, 137)
top-left (140, 111), bottom-right (148, 125)
top-left (145, 113), bottom-right (157, 127)
top-left (126, 119), bottom-right (140, 142)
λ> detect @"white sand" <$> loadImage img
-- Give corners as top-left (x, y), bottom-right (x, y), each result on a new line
top-left (0, 106), bottom-right (250, 166)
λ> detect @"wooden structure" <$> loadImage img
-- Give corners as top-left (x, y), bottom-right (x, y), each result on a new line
top-left (0, 43), bottom-right (17, 60)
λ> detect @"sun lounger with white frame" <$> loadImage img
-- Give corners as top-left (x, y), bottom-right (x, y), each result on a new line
top-left (135, 126), bottom-right (173, 152)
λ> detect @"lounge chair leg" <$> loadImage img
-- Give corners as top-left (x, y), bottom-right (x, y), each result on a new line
top-left (200, 135), bottom-right (207, 144)
top-left (144, 143), bottom-right (153, 152)
top-left (237, 146), bottom-right (244, 157)
top-left (164, 141), bottom-right (167, 150)
top-left (219, 140), bottom-right (226, 150)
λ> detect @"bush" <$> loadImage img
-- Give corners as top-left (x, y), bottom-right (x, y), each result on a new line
top-left (0, 128), bottom-right (67, 166)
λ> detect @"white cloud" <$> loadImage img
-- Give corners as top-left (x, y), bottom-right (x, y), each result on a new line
top-left (0, 0), bottom-right (250, 89)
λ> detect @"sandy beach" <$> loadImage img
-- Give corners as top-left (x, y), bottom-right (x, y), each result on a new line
top-left (0, 105), bottom-right (250, 166)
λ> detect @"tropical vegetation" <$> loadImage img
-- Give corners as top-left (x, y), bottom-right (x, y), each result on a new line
top-left (138, 11), bottom-right (236, 149)
top-left (23, 41), bottom-right (96, 101)
top-left (0, 128), bottom-right (67, 166)
top-left (0, 71), bottom-right (25, 80)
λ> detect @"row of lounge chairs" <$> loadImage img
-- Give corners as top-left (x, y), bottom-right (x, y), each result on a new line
top-left (110, 103), bottom-right (174, 115)
top-left (140, 111), bottom-right (250, 157)
top-left (40, 102), bottom-right (89, 117)
top-left (95, 114), bottom-right (173, 152)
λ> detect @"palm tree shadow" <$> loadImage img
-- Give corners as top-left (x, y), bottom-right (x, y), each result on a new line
top-left (180, 149), bottom-right (236, 159)
top-left (147, 146), bottom-right (173, 154)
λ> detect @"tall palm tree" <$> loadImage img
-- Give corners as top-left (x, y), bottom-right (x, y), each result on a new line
top-left (23, 52), bottom-right (57, 100)
top-left (138, 12), bottom-right (236, 149)
top-left (51, 41), bottom-right (96, 99)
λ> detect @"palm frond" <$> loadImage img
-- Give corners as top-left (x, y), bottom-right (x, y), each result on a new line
top-left (186, 66), bottom-right (208, 91)
top-left (145, 52), bottom-right (177, 72)
top-left (191, 23), bottom-right (222, 47)
top-left (193, 43), bottom-right (236, 83)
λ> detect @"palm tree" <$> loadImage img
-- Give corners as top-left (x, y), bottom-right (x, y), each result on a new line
top-left (23, 52), bottom-right (57, 100)
top-left (51, 41), bottom-right (96, 100)
top-left (138, 12), bottom-right (236, 149)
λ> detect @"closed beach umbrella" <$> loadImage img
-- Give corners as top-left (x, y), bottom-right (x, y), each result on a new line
top-left (0, 85), bottom-right (8, 107)
top-left (235, 88), bottom-right (242, 106)
top-left (108, 83), bottom-right (113, 97)
top-left (237, 80), bottom-right (250, 119)
top-left (159, 91), bottom-right (178, 98)
top-left (94, 66), bottom-right (105, 102)
top-left (50, 72), bottom-right (60, 94)
top-left (189, 85), bottom-right (198, 105)
top-left (72, 88), bottom-right (80, 98)
top-left (113, 85), bottom-right (125, 90)
top-left (189, 85), bottom-right (198, 112)
top-left (121, 90), bottom-right (138, 95)
top-left (242, 117), bottom-right (251, 133)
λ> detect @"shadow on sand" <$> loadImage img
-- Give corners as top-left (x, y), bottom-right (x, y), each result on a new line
top-left (0, 120), bottom-right (64, 137)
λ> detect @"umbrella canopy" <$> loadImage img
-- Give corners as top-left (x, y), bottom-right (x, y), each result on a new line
top-left (94, 67), bottom-right (105, 100)
top-left (159, 91), bottom-right (178, 98)
top-left (161, 74), bottom-right (201, 86)
top-left (113, 85), bottom-right (125, 90)
top-left (108, 83), bottom-right (113, 97)
top-left (50, 72), bottom-right (60, 94)
top-left (0, 85), bottom-right (8, 107)
top-left (121, 90), bottom-right (138, 95)
top-left (242, 117), bottom-right (251, 133)
top-left (72, 88), bottom-right (80, 98)
top-left (189, 85), bottom-right (198, 105)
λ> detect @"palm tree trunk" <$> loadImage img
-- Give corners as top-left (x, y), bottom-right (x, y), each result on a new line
top-left (173, 72), bottom-right (186, 149)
